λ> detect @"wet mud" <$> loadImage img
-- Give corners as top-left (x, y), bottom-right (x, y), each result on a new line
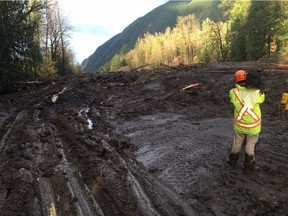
top-left (0, 62), bottom-right (287, 216)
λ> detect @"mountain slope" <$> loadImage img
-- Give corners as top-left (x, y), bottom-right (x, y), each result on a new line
top-left (81, 0), bottom-right (224, 73)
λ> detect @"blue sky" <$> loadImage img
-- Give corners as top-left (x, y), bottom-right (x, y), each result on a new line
top-left (60, 0), bottom-right (169, 63)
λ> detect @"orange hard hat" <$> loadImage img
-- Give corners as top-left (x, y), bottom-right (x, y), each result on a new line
top-left (235, 70), bottom-right (247, 82)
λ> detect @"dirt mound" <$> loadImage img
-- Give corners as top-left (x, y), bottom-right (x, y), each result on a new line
top-left (0, 62), bottom-right (287, 215)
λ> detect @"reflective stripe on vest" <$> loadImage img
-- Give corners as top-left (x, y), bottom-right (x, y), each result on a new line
top-left (234, 120), bottom-right (261, 128)
top-left (233, 88), bottom-right (261, 128)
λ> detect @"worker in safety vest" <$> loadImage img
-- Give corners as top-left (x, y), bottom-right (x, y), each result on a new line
top-left (227, 70), bottom-right (265, 171)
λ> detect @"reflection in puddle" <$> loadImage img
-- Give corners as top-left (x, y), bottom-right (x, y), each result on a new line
top-left (78, 107), bottom-right (93, 130)
top-left (87, 119), bottom-right (93, 130)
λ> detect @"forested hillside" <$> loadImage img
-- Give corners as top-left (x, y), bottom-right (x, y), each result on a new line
top-left (81, 0), bottom-right (224, 73)
top-left (82, 0), bottom-right (288, 73)
top-left (0, 0), bottom-right (79, 89)
top-left (1, 1), bottom-right (288, 84)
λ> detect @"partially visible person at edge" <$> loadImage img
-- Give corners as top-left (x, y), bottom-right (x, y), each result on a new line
top-left (227, 70), bottom-right (265, 171)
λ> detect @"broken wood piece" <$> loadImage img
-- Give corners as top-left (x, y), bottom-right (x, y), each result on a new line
top-left (160, 63), bottom-right (180, 71)
top-left (130, 64), bottom-right (150, 73)
top-left (51, 87), bottom-right (68, 103)
top-left (180, 83), bottom-right (201, 91)
top-left (100, 95), bottom-right (115, 105)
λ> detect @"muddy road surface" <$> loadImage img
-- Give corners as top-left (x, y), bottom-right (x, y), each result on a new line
top-left (0, 62), bottom-right (287, 216)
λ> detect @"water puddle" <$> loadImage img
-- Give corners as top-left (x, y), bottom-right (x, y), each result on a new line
top-left (78, 107), bottom-right (93, 130)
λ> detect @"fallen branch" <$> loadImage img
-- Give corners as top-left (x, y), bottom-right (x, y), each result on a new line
top-left (51, 87), bottom-right (68, 103)
top-left (130, 64), bottom-right (150, 73)
top-left (180, 83), bottom-right (201, 91)
top-left (18, 80), bottom-right (44, 84)
top-left (160, 63), bottom-right (180, 71)
top-left (100, 95), bottom-right (115, 105)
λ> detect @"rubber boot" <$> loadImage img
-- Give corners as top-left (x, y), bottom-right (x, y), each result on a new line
top-left (243, 153), bottom-right (258, 171)
top-left (227, 153), bottom-right (239, 167)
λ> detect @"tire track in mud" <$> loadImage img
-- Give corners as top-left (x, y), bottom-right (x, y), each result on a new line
top-left (0, 110), bottom-right (26, 153)
top-left (129, 161), bottom-right (198, 216)
top-left (33, 103), bottom-right (196, 216)
top-left (54, 156), bottom-right (105, 216)
top-left (38, 177), bottom-right (57, 216)
top-left (35, 113), bottom-right (105, 216)
top-left (0, 105), bottom-right (106, 215)
top-left (50, 102), bottom-right (198, 215)
top-left (115, 114), bottom-right (233, 193)
top-left (101, 140), bottom-right (197, 216)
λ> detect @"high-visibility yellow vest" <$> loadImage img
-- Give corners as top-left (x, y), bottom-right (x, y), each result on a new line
top-left (280, 93), bottom-right (288, 110)
top-left (229, 84), bottom-right (265, 135)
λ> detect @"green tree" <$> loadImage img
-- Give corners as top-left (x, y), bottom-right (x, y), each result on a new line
top-left (162, 27), bottom-right (177, 65)
top-left (225, 0), bottom-right (288, 61)
top-left (251, 1), bottom-right (288, 56)
top-left (41, 0), bottom-right (73, 76)
top-left (245, 1), bottom-right (279, 59)
top-left (110, 54), bottom-right (126, 71)
top-left (201, 18), bottom-right (228, 62)
top-left (276, 1), bottom-right (288, 54)
top-left (174, 15), bottom-right (201, 64)
top-left (228, 0), bottom-right (251, 61)
top-left (0, 0), bottom-right (43, 86)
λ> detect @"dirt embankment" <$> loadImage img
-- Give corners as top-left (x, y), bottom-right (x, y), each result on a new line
top-left (0, 62), bottom-right (287, 216)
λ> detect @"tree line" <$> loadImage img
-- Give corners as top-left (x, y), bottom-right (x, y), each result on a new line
top-left (0, 0), bottom-right (79, 88)
top-left (109, 0), bottom-right (288, 71)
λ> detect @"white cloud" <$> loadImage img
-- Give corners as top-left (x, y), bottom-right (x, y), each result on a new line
top-left (59, 0), bottom-right (168, 63)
